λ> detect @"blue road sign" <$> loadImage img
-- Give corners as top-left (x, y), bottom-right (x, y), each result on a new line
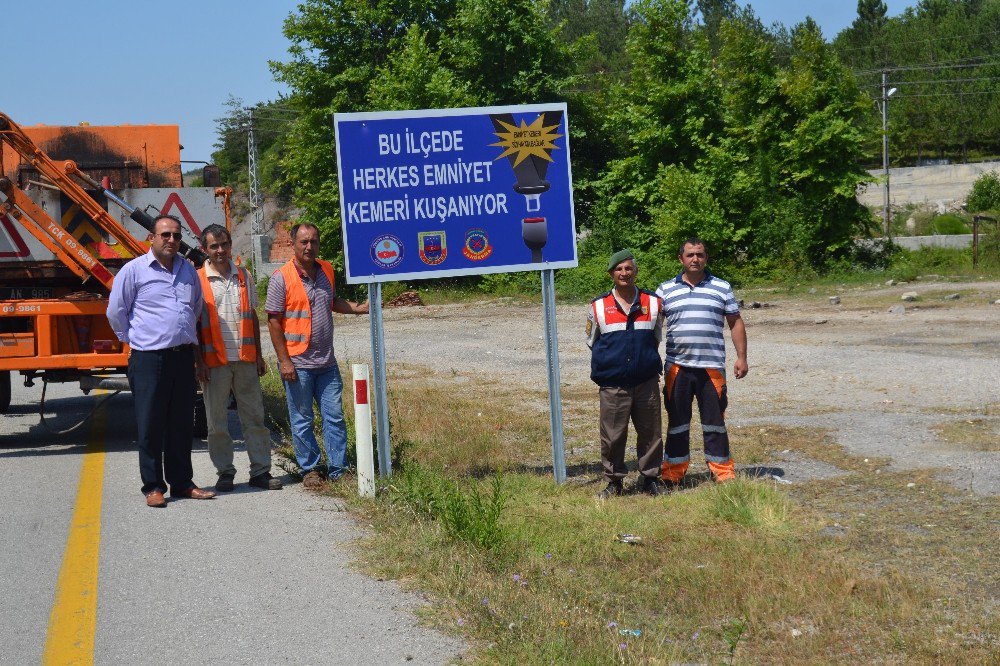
top-left (335, 104), bottom-right (577, 284)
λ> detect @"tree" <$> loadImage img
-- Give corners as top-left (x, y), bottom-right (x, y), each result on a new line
top-left (857, 0), bottom-right (888, 28)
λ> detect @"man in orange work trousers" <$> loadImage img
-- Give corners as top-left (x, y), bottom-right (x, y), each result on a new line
top-left (588, 250), bottom-right (667, 498)
top-left (655, 238), bottom-right (748, 486)
top-left (196, 224), bottom-right (282, 492)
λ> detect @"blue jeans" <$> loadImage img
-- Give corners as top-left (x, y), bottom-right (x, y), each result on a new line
top-left (283, 362), bottom-right (348, 479)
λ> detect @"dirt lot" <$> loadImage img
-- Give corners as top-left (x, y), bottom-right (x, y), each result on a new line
top-left (328, 278), bottom-right (1000, 495)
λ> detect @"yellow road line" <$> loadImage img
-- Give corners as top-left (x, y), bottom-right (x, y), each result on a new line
top-left (42, 402), bottom-right (107, 666)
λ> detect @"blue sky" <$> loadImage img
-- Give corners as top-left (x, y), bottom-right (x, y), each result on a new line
top-left (5, 1), bottom-right (910, 166)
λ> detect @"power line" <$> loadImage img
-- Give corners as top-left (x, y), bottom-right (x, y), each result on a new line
top-left (854, 58), bottom-right (1000, 76)
top-left (895, 89), bottom-right (1000, 98)
top-left (860, 75), bottom-right (1000, 89)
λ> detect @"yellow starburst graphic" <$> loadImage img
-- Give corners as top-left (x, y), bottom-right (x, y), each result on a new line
top-left (490, 115), bottom-right (563, 166)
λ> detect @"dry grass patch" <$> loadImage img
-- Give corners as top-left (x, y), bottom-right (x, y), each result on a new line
top-left (931, 418), bottom-right (1000, 452)
top-left (263, 370), bottom-right (999, 663)
top-left (356, 468), bottom-right (998, 664)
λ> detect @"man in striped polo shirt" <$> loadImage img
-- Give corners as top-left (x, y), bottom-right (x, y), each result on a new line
top-left (655, 238), bottom-right (748, 486)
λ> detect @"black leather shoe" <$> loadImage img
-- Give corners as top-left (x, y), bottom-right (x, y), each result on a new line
top-left (598, 480), bottom-right (624, 499)
top-left (249, 472), bottom-right (283, 490)
top-left (216, 473), bottom-right (235, 492)
top-left (641, 477), bottom-right (666, 497)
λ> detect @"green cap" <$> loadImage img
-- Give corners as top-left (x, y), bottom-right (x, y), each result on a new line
top-left (607, 249), bottom-right (635, 271)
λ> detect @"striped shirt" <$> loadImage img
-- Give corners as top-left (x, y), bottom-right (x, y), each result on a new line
top-left (204, 261), bottom-right (258, 362)
top-left (655, 271), bottom-right (739, 370)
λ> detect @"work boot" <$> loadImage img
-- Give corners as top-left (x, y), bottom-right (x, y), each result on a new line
top-left (641, 476), bottom-right (666, 497)
top-left (249, 472), bottom-right (283, 490)
top-left (598, 480), bottom-right (624, 499)
top-left (215, 473), bottom-right (235, 492)
top-left (302, 470), bottom-right (325, 490)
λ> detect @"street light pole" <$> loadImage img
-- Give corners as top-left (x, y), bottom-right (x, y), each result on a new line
top-left (882, 70), bottom-right (890, 238)
top-left (880, 73), bottom-right (898, 239)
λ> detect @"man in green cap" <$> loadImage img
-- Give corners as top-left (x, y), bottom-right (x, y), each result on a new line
top-left (586, 250), bottom-right (666, 497)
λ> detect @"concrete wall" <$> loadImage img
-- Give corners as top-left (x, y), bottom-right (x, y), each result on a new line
top-left (892, 234), bottom-right (973, 250)
top-left (858, 161), bottom-right (1000, 208)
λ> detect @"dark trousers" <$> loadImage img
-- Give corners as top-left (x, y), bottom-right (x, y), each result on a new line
top-left (127, 347), bottom-right (196, 494)
top-left (663, 365), bottom-right (730, 465)
top-left (598, 375), bottom-right (663, 482)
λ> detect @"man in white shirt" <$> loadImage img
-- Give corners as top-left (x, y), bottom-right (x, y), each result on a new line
top-left (196, 224), bottom-right (281, 491)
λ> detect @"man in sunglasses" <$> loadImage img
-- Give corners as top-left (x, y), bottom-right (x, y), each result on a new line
top-left (107, 214), bottom-right (217, 507)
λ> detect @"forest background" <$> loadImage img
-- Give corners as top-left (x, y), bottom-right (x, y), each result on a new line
top-left (210, 0), bottom-right (1000, 295)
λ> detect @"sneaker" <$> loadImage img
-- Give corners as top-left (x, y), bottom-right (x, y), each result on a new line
top-left (302, 470), bottom-right (325, 490)
top-left (598, 480), bottom-right (624, 499)
top-left (215, 473), bottom-right (235, 492)
top-left (249, 472), bottom-right (283, 490)
top-left (641, 476), bottom-right (666, 497)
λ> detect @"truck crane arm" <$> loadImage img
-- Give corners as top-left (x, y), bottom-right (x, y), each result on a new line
top-left (0, 111), bottom-right (206, 290)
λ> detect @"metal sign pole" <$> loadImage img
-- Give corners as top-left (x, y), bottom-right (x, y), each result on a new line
top-left (368, 282), bottom-right (392, 477)
top-left (541, 269), bottom-right (567, 484)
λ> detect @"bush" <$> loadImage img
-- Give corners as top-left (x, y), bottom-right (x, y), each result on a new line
top-left (390, 464), bottom-right (511, 556)
top-left (709, 479), bottom-right (790, 530)
top-left (256, 275), bottom-right (270, 304)
top-left (966, 171), bottom-right (1000, 213)
top-left (929, 213), bottom-right (970, 235)
top-left (888, 246), bottom-right (971, 280)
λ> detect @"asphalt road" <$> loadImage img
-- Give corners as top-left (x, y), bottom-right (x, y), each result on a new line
top-left (0, 375), bottom-right (463, 665)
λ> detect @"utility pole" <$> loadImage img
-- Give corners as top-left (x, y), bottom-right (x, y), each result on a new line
top-left (881, 70), bottom-right (890, 238)
top-left (247, 107), bottom-right (263, 282)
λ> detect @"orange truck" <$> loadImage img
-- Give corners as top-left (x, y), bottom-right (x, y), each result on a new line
top-left (0, 111), bottom-right (229, 430)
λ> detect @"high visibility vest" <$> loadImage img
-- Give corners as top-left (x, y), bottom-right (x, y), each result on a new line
top-left (589, 289), bottom-right (662, 387)
top-left (278, 259), bottom-right (335, 357)
top-left (198, 264), bottom-right (257, 368)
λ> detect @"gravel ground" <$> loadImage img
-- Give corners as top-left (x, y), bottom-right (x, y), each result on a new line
top-left (323, 279), bottom-right (1000, 495)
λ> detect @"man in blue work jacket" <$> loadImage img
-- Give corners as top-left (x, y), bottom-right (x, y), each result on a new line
top-left (587, 249), bottom-right (666, 498)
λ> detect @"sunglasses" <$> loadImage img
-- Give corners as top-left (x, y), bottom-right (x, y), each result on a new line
top-left (158, 232), bottom-right (183, 241)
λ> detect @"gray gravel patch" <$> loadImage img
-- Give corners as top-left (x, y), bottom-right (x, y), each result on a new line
top-left (324, 283), bottom-right (1000, 495)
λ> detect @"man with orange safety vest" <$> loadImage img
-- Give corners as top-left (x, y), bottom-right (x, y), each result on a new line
top-left (587, 249), bottom-right (666, 498)
top-left (266, 223), bottom-right (369, 490)
top-left (655, 237), bottom-right (748, 487)
top-left (196, 224), bottom-right (281, 492)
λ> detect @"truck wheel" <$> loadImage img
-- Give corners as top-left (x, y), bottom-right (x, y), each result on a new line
top-left (0, 371), bottom-right (10, 414)
top-left (193, 391), bottom-right (208, 439)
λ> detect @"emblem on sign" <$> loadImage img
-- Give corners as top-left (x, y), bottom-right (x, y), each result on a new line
top-left (370, 234), bottom-right (404, 269)
top-left (418, 231), bottom-right (447, 265)
top-left (462, 228), bottom-right (493, 261)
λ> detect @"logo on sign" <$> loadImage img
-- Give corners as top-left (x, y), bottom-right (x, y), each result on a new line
top-left (462, 228), bottom-right (493, 261)
top-left (370, 234), bottom-right (404, 269)
top-left (418, 231), bottom-right (447, 265)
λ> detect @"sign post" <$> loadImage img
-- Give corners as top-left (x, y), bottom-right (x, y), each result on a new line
top-left (367, 282), bottom-right (391, 478)
top-left (335, 104), bottom-right (577, 483)
top-left (541, 269), bottom-right (566, 483)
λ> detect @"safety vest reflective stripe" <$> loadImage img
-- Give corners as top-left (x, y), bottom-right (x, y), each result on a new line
top-left (198, 265), bottom-right (257, 368)
top-left (702, 425), bottom-right (728, 433)
top-left (279, 259), bottom-right (336, 357)
top-left (593, 292), bottom-right (659, 334)
top-left (668, 424), bottom-right (690, 435)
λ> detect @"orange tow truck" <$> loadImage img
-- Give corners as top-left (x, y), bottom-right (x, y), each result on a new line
top-left (0, 111), bottom-right (229, 431)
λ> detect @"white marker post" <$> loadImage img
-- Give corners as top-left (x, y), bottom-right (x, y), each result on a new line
top-left (352, 364), bottom-right (376, 497)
